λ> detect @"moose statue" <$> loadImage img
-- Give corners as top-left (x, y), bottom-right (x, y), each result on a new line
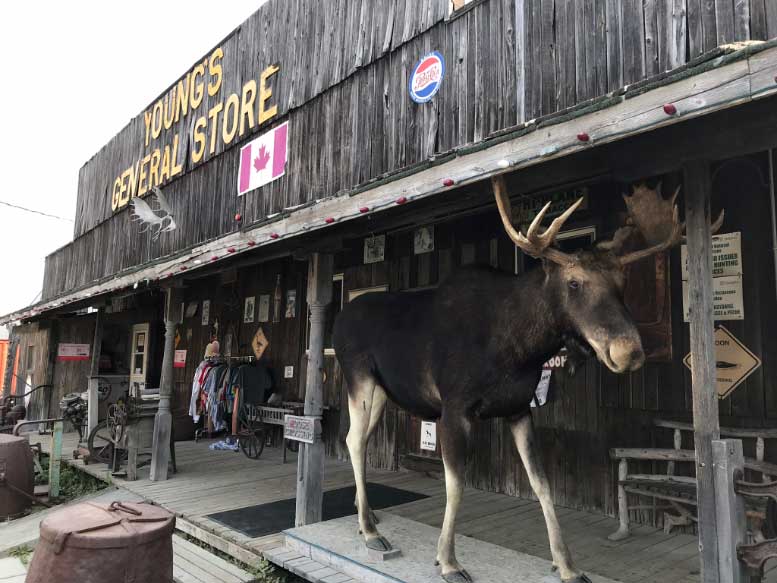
top-left (333, 176), bottom-right (721, 583)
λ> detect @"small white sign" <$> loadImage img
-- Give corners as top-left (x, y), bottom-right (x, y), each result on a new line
top-left (681, 232), bottom-right (744, 321)
top-left (57, 343), bottom-right (90, 361)
top-left (682, 275), bottom-right (744, 321)
top-left (244, 296), bottom-right (256, 323)
top-left (414, 226), bottom-right (435, 255)
top-left (681, 232), bottom-right (742, 278)
top-left (201, 300), bottom-right (210, 326)
top-left (258, 295), bottom-right (271, 323)
top-left (284, 365), bottom-right (294, 379)
top-left (284, 415), bottom-right (316, 444)
top-left (532, 368), bottom-right (552, 408)
top-left (420, 421), bottom-right (437, 451)
top-left (364, 235), bottom-right (386, 264)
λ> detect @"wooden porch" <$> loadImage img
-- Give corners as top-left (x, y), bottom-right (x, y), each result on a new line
top-left (31, 431), bottom-right (776, 583)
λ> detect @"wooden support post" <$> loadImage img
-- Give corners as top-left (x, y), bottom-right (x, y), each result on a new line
top-left (49, 420), bottom-right (63, 498)
top-left (150, 287), bottom-right (182, 482)
top-left (713, 439), bottom-right (748, 583)
top-left (87, 308), bottom-right (104, 437)
top-left (684, 159), bottom-right (721, 583)
top-left (609, 458), bottom-right (631, 540)
top-left (295, 253), bottom-right (333, 527)
top-left (42, 320), bottom-right (59, 419)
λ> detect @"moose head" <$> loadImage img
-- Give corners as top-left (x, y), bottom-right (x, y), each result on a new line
top-left (492, 176), bottom-right (723, 374)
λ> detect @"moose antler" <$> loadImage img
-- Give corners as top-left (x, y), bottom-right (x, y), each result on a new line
top-left (612, 182), bottom-right (724, 266)
top-left (492, 176), bottom-right (583, 265)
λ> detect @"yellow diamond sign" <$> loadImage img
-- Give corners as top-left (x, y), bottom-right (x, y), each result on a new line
top-left (683, 326), bottom-right (761, 399)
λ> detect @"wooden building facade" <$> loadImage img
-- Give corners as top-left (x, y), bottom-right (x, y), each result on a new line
top-left (3, 0), bottom-right (777, 529)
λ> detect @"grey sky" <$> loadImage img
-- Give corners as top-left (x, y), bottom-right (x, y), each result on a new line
top-left (0, 1), bottom-right (265, 318)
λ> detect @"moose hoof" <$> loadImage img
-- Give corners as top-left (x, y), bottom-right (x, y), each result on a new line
top-left (442, 569), bottom-right (473, 583)
top-left (562, 575), bottom-right (593, 583)
top-left (366, 536), bottom-right (392, 552)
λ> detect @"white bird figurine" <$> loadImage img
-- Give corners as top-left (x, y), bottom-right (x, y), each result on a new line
top-left (130, 187), bottom-right (177, 240)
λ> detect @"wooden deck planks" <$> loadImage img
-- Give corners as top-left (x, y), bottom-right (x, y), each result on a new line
top-left (35, 432), bottom-right (777, 583)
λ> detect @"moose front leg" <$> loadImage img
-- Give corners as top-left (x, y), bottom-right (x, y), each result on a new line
top-left (510, 414), bottom-right (591, 583)
top-left (437, 412), bottom-right (472, 583)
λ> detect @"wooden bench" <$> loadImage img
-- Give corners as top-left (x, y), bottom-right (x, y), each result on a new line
top-left (609, 420), bottom-right (777, 540)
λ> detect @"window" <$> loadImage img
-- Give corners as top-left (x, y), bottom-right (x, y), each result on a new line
top-left (25, 345), bottom-right (35, 372)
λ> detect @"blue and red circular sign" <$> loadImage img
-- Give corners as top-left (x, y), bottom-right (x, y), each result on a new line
top-left (408, 51), bottom-right (445, 103)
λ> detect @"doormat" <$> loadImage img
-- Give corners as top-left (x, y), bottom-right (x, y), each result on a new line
top-left (206, 483), bottom-right (429, 538)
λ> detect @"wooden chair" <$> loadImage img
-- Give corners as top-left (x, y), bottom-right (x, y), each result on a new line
top-left (608, 420), bottom-right (777, 540)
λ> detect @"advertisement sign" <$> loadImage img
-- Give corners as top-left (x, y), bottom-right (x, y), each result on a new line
top-left (409, 51), bottom-right (445, 103)
top-left (174, 350), bottom-right (187, 368)
top-left (57, 344), bottom-right (90, 362)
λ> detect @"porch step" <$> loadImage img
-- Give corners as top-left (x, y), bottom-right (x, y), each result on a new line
top-left (280, 512), bottom-right (625, 583)
top-left (264, 545), bottom-right (357, 583)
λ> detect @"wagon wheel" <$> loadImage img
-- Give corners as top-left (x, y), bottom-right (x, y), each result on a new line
top-left (87, 421), bottom-right (128, 465)
top-left (239, 427), bottom-right (266, 459)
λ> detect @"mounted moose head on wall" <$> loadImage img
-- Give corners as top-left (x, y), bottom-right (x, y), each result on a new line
top-left (333, 176), bottom-right (723, 583)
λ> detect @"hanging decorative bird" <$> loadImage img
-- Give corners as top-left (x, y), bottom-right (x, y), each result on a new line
top-left (130, 187), bottom-right (177, 240)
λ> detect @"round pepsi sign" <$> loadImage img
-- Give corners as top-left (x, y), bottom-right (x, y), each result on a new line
top-left (408, 51), bottom-right (445, 104)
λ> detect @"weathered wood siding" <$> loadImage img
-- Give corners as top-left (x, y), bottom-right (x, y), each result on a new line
top-left (8, 323), bottom-right (52, 421)
top-left (42, 0), bottom-right (777, 306)
top-left (524, 0), bottom-right (777, 118)
top-left (43, 0), bottom-right (519, 300)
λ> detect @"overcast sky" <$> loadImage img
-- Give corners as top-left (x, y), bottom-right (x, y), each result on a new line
top-left (0, 1), bottom-right (265, 319)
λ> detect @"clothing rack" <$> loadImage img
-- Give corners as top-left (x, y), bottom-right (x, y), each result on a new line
top-left (192, 355), bottom-right (260, 441)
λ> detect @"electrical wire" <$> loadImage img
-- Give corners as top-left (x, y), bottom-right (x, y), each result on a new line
top-left (0, 200), bottom-right (73, 222)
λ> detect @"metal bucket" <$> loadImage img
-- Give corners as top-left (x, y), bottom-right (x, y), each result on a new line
top-left (26, 501), bottom-right (175, 583)
top-left (0, 433), bottom-right (33, 519)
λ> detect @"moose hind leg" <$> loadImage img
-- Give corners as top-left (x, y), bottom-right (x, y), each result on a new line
top-left (346, 378), bottom-right (390, 551)
top-left (437, 413), bottom-right (472, 583)
top-left (354, 385), bottom-right (387, 528)
top-left (511, 415), bottom-right (590, 583)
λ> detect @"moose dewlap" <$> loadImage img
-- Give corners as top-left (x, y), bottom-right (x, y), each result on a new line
top-left (26, 501), bottom-right (175, 583)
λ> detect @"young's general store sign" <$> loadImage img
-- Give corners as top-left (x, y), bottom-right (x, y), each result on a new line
top-left (111, 46), bottom-right (281, 212)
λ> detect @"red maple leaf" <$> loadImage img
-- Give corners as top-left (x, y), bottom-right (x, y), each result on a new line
top-left (253, 145), bottom-right (270, 172)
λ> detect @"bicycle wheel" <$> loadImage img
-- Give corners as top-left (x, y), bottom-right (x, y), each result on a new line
top-left (239, 428), bottom-right (266, 459)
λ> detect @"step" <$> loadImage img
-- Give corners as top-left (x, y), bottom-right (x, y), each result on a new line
top-left (281, 512), bottom-right (625, 583)
top-left (265, 545), bottom-right (357, 583)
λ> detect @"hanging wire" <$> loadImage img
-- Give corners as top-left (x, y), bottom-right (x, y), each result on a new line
top-left (0, 200), bottom-right (73, 222)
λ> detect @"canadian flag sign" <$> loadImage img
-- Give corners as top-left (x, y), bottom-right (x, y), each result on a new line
top-left (237, 121), bottom-right (289, 196)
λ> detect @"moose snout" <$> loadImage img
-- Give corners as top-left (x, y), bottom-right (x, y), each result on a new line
top-left (608, 338), bottom-right (645, 372)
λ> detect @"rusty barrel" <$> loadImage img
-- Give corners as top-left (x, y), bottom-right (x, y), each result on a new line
top-left (0, 433), bottom-right (33, 519)
top-left (26, 501), bottom-right (175, 583)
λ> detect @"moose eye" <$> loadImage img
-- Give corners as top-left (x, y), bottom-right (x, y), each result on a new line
top-left (568, 280), bottom-right (580, 290)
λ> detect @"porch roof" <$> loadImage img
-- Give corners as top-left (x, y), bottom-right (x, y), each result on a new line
top-left (3, 40), bottom-right (777, 326)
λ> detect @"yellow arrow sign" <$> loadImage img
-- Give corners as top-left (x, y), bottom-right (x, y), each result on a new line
top-left (683, 326), bottom-right (761, 399)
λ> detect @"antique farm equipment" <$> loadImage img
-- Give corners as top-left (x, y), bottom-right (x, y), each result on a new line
top-left (26, 500), bottom-right (175, 583)
top-left (0, 383), bottom-right (50, 434)
top-left (0, 433), bottom-right (34, 519)
top-left (333, 178), bottom-right (723, 583)
top-left (59, 392), bottom-right (89, 441)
